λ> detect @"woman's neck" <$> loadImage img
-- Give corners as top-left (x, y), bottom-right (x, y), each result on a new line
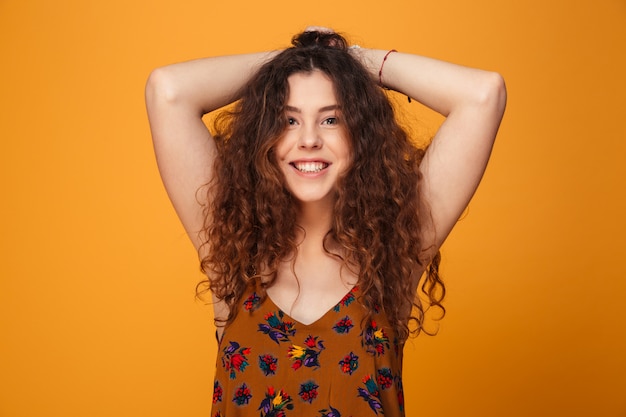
top-left (294, 199), bottom-right (335, 252)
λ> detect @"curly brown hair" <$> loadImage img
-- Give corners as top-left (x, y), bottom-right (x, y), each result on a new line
top-left (198, 31), bottom-right (444, 341)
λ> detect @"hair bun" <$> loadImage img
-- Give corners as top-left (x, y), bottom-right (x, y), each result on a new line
top-left (291, 30), bottom-right (348, 50)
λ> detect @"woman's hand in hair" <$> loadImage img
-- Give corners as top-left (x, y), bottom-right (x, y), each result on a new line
top-left (304, 25), bottom-right (334, 33)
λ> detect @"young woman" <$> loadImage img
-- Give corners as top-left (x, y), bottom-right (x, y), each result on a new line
top-left (146, 29), bottom-right (506, 417)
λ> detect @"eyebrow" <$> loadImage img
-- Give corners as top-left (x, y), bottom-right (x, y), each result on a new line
top-left (285, 105), bottom-right (339, 113)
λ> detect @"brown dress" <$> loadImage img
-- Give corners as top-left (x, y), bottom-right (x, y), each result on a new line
top-left (210, 284), bottom-right (405, 417)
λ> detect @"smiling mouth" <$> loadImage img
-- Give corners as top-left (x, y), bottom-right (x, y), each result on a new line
top-left (291, 161), bottom-right (329, 173)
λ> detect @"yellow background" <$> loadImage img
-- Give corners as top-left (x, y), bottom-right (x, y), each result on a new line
top-left (1, 0), bottom-right (625, 416)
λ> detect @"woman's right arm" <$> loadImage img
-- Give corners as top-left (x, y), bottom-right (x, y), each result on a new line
top-left (145, 51), bottom-right (278, 250)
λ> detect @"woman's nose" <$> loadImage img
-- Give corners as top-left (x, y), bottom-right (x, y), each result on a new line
top-left (298, 125), bottom-right (322, 149)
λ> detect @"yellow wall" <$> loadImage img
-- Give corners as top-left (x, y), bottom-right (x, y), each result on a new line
top-left (1, 0), bottom-right (625, 416)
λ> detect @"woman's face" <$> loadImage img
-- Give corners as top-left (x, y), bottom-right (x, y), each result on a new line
top-left (275, 70), bottom-right (351, 207)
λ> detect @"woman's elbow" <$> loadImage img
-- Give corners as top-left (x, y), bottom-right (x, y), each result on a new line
top-left (481, 71), bottom-right (507, 116)
top-left (145, 66), bottom-right (182, 107)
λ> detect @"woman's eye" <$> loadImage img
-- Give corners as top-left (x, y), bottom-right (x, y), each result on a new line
top-left (322, 117), bottom-right (338, 125)
top-left (287, 117), bottom-right (298, 126)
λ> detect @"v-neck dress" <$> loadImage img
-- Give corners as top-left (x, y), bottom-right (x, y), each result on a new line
top-left (210, 284), bottom-right (406, 417)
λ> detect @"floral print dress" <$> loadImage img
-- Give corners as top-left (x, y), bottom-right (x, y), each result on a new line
top-left (211, 284), bottom-right (405, 417)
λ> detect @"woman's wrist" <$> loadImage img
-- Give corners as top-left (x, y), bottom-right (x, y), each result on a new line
top-left (348, 47), bottom-right (381, 83)
top-left (350, 47), bottom-right (402, 90)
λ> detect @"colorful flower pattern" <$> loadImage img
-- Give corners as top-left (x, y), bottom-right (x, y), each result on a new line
top-left (259, 353), bottom-right (279, 376)
top-left (396, 375), bottom-right (405, 412)
top-left (298, 380), bottom-right (319, 404)
top-left (258, 386), bottom-right (294, 417)
top-left (232, 382), bottom-right (252, 406)
top-left (258, 310), bottom-right (297, 344)
top-left (357, 375), bottom-right (383, 414)
top-left (243, 292), bottom-right (261, 311)
top-left (287, 335), bottom-right (325, 370)
top-left (213, 380), bottom-right (223, 404)
top-left (338, 351), bottom-right (359, 375)
top-left (333, 286), bottom-right (358, 312)
top-left (317, 406), bottom-right (342, 417)
top-left (221, 341), bottom-right (251, 379)
top-left (376, 367), bottom-right (393, 390)
top-left (211, 285), bottom-right (405, 416)
top-left (332, 315), bottom-right (354, 334)
top-left (361, 320), bottom-right (390, 356)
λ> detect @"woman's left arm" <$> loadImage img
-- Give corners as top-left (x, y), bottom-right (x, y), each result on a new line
top-left (355, 48), bottom-right (507, 251)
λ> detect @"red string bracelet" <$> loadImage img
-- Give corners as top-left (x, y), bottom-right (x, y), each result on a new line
top-left (378, 49), bottom-right (397, 87)
top-left (378, 49), bottom-right (411, 102)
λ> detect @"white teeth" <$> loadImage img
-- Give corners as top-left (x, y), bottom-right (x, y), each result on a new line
top-left (293, 162), bottom-right (327, 173)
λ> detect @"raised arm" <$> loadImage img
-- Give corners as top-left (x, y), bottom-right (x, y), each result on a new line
top-left (145, 51), bottom-right (278, 250)
top-left (355, 48), bottom-right (507, 252)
